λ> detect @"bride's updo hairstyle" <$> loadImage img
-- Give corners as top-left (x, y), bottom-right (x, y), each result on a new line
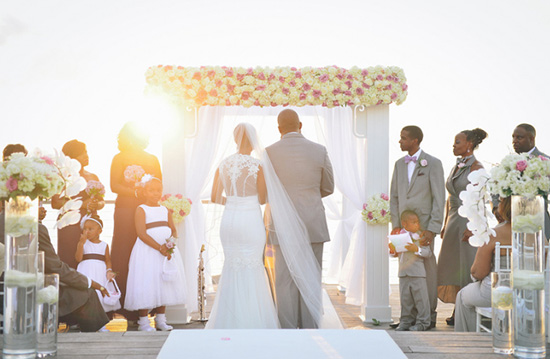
top-left (233, 123), bottom-right (259, 152)
top-left (461, 128), bottom-right (487, 150)
top-left (118, 121), bottom-right (150, 152)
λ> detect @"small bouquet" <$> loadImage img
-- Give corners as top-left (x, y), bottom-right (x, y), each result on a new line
top-left (160, 193), bottom-right (192, 224)
top-left (361, 193), bottom-right (391, 225)
top-left (85, 180), bottom-right (105, 199)
top-left (165, 236), bottom-right (176, 255)
top-left (124, 165), bottom-right (145, 184)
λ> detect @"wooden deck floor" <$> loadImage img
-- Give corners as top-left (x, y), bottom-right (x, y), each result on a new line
top-left (37, 284), bottom-right (507, 359)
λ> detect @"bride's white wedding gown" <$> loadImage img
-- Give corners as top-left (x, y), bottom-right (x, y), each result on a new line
top-left (205, 153), bottom-right (280, 329)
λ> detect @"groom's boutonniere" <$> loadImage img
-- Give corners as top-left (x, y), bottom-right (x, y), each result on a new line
top-left (419, 159), bottom-right (428, 167)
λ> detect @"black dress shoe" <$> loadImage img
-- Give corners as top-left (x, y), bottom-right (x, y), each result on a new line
top-left (389, 322), bottom-right (399, 329)
top-left (428, 321), bottom-right (436, 329)
top-left (445, 316), bottom-right (454, 326)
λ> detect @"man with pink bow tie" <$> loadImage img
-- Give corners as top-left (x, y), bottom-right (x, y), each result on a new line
top-left (389, 125), bottom-right (445, 330)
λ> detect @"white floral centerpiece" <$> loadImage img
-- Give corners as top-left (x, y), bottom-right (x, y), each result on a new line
top-left (361, 193), bottom-right (391, 225)
top-left (0, 151), bottom-right (87, 231)
top-left (160, 193), bottom-right (192, 224)
top-left (488, 153), bottom-right (550, 199)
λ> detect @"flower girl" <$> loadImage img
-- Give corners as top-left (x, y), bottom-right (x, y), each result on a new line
top-left (124, 175), bottom-right (187, 331)
top-left (75, 214), bottom-right (120, 332)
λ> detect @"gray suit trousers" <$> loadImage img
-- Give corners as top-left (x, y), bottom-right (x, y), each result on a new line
top-left (273, 243), bottom-right (323, 329)
top-left (399, 276), bottom-right (430, 329)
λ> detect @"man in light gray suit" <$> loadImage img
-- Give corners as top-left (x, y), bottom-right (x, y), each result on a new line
top-left (512, 123), bottom-right (550, 240)
top-left (266, 109), bottom-right (334, 329)
top-left (390, 125), bottom-right (445, 329)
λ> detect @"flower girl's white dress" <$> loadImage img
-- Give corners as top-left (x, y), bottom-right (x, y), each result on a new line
top-left (76, 240), bottom-right (121, 312)
top-left (206, 153), bottom-right (280, 329)
top-left (124, 205), bottom-right (187, 310)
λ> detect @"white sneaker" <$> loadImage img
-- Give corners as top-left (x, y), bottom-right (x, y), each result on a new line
top-left (137, 317), bottom-right (155, 332)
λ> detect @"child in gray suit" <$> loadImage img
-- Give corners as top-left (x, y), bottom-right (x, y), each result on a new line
top-left (389, 210), bottom-right (432, 331)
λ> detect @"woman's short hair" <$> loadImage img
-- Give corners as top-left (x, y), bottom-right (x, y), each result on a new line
top-left (3, 144), bottom-right (28, 161)
top-left (118, 122), bottom-right (149, 152)
top-left (62, 140), bottom-right (86, 159)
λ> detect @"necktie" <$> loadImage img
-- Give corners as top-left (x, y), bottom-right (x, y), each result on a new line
top-left (404, 155), bottom-right (417, 164)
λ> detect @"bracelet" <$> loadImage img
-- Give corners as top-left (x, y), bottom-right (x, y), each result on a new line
top-left (106, 268), bottom-right (112, 272)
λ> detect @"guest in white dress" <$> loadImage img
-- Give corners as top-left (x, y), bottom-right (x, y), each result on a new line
top-left (75, 214), bottom-right (119, 332)
top-left (124, 175), bottom-right (187, 332)
top-left (206, 123), bottom-right (279, 329)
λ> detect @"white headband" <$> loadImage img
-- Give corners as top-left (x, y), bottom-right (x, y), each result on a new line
top-left (80, 214), bottom-right (103, 230)
top-left (139, 174), bottom-right (161, 186)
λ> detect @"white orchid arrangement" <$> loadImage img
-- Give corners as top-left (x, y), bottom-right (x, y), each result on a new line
top-left (0, 150), bottom-right (87, 230)
top-left (458, 169), bottom-right (496, 247)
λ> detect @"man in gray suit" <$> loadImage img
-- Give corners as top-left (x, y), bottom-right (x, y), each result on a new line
top-left (266, 109), bottom-right (334, 329)
top-left (512, 123), bottom-right (550, 239)
top-left (390, 125), bottom-right (445, 329)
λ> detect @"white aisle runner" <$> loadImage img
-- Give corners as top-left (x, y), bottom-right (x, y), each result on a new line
top-left (158, 329), bottom-right (406, 359)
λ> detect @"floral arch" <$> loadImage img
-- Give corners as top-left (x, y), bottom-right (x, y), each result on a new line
top-left (146, 65), bottom-right (408, 325)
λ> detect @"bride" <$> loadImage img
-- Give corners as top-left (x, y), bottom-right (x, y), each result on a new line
top-left (205, 123), bottom-right (279, 329)
top-left (206, 122), bottom-right (342, 329)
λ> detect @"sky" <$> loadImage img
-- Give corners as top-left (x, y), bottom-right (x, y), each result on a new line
top-left (1, 0), bottom-right (550, 200)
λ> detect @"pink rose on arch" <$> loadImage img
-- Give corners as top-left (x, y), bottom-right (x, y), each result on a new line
top-left (312, 89), bottom-right (322, 98)
top-left (539, 155), bottom-right (549, 161)
top-left (290, 67), bottom-right (297, 71)
top-left (402, 84), bottom-right (408, 91)
top-left (345, 80), bottom-right (352, 88)
top-left (361, 70), bottom-right (369, 76)
top-left (336, 73), bottom-right (344, 80)
top-left (279, 76), bottom-right (286, 83)
top-left (333, 100), bottom-right (340, 107)
top-left (319, 74), bottom-right (329, 82)
top-left (356, 87), bottom-right (364, 95)
top-left (268, 74), bottom-right (275, 81)
top-left (376, 74), bottom-right (384, 81)
top-left (282, 87), bottom-right (290, 95)
top-left (175, 194), bottom-right (183, 199)
top-left (258, 72), bottom-right (266, 80)
top-left (347, 74), bottom-right (353, 80)
top-left (391, 93), bottom-right (398, 100)
top-left (299, 93), bottom-right (307, 100)
top-left (420, 159), bottom-right (428, 167)
top-left (246, 68), bottom-right (254, 75)
top-left (380, 209), bottom-right (387, 217)
top-left (302, 83), bottom-right (311, 91)
top-left (332, 88), bottom-right (341, 95)
top-left (209, 89), bottom-right (218, 97)
top-left (6, 177), bottom-right (18, 191)
top-left (380, 193), bottom-right (389, 201)
top-left (295, 71), bottom-right (302, 78)
top-left (256, 84), bottom-right (266, 91)
top-left (516, 160), bottom-right (528, 172)
top-left (289, 80), bottom-right (296, 87)
top-left (367, 212), bottom-right (374, 220)
top-left (363, 203), bottom-right (367, 210)
top-left (344, 90), bottom-right (352, 96)
top-left (225, 69), bottom-right (234, 77)
top-left (242, 91), bottom-right (250, 100)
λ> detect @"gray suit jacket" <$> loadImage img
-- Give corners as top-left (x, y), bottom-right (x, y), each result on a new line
top-left (398, 238), bottom-right (432, 278)
top-left (527, 147), bottom-right (550, 240)
top-left (266, 133), bottom-right (334, 244)
top-left (390, 151), bottom-right (446, 234)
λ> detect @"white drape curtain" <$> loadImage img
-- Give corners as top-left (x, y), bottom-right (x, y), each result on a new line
top-left (163, 106), bottom-right (225, 312)
top-left (316, 107), bottom-right (368, 305)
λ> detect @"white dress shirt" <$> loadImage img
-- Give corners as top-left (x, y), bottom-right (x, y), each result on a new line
top-left (407, 149), bottom-right (422, 183)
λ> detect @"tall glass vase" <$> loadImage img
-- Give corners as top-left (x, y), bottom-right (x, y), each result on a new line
top-left (3, 196), bottom-right (39, 359)
top-left (511, 195), bottom-right (546, 358)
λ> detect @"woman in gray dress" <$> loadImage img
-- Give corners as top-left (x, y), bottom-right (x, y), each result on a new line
top-left (437, 128), bottom-right (487, 325)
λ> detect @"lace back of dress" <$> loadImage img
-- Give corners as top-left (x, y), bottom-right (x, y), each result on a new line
top-left (219, 154), bottom-right (260, 197)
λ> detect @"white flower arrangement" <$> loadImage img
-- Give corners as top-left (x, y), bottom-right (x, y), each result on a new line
top-left (160, 194), bottom-right (192, 224)
top-left (361, 193), bottom-right (391, 225)
top-left (0, 151), bottom-right (87, 230)
top-left (458, 169), bottom-right (496, 247)
top-left (145, 65), bottom-right (408, 108)
top-left (487, 153), bottom-right (550, 199)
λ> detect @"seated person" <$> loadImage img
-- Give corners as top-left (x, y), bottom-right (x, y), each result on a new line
top-left (0, 218), bottom-right (110, 332)
top-left (389, 210), bottom-right (432, 331)
top-left (454, 197), bottom-right (512, 332)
